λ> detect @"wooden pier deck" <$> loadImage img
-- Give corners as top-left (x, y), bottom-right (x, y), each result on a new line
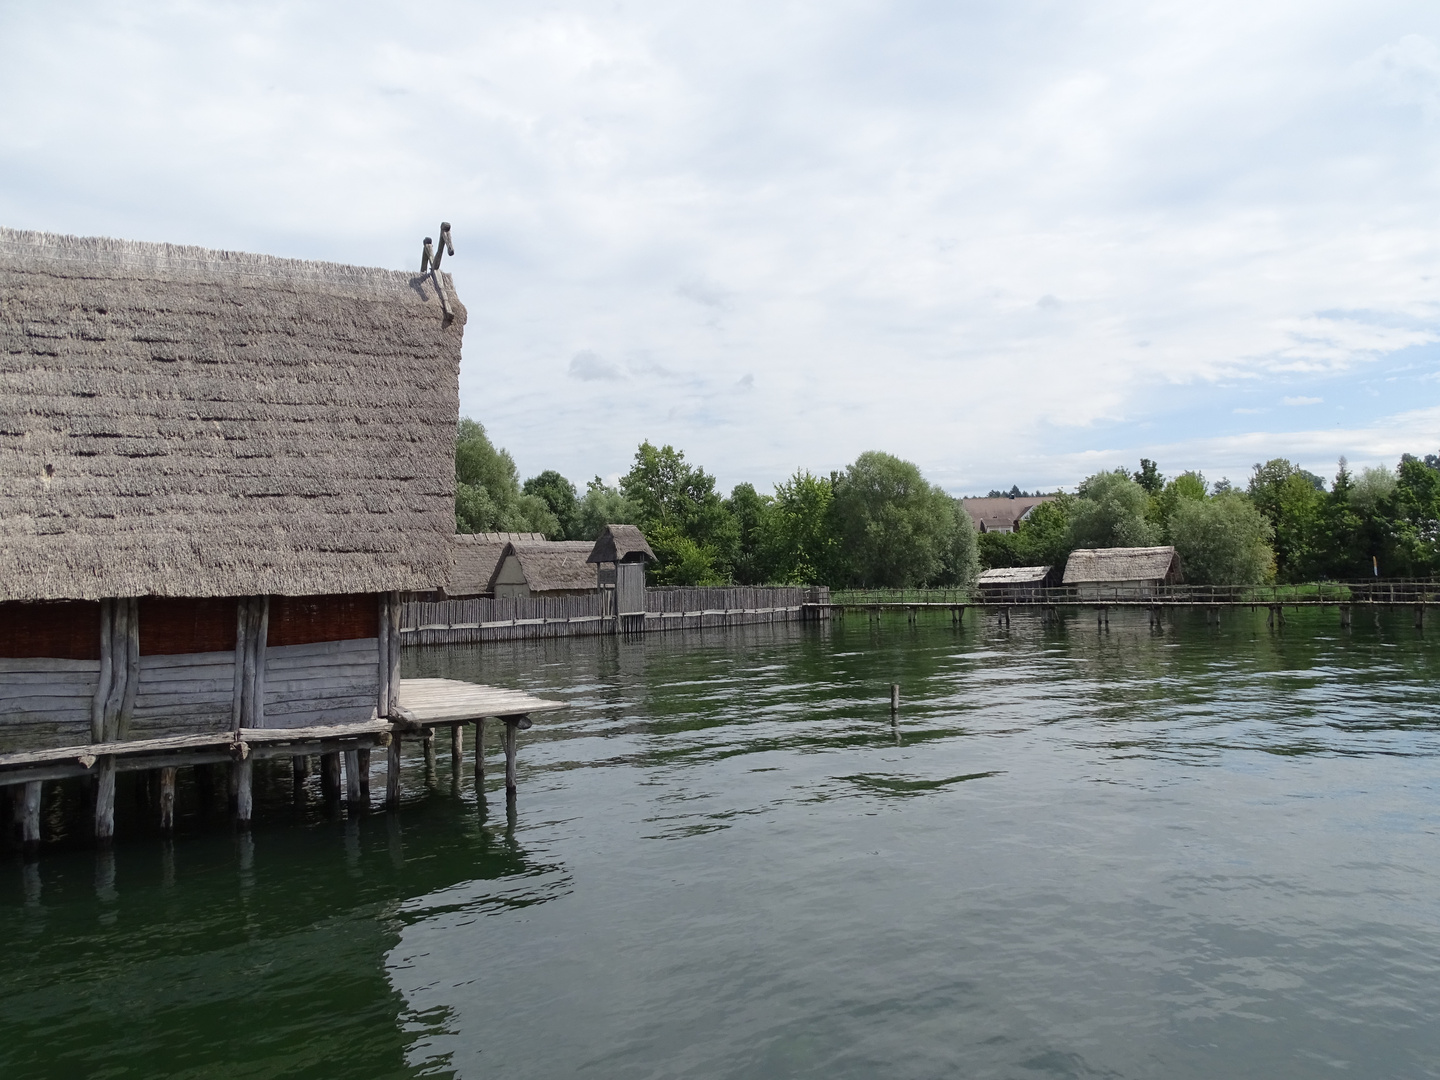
top-left (1, 678), bottom-right (565, 849)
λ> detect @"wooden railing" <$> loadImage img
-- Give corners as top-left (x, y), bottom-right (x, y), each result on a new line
top-left (831, 580), bottom-right (1440, 607)
top-left (399, 586), bottom-right (830, 646)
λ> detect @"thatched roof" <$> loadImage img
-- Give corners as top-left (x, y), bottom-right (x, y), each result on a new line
top-left (978, 565), bottom-right (1052, 585)
top-left (490, 540), bottom-right (596, 593)
top-left (445, 534), bottom-right (541, 596)
top-left (1062, 546), bottom-right (1181, 584)
top-left (961, 496), bottom-right (1055, 533)
top-left (0, 226), bottom-right (465, 601)
top-left (587, 524), bottom-right (655, 564)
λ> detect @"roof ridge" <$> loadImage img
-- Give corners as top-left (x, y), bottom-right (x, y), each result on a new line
top-left (0, 225), bottom-right (433, 292)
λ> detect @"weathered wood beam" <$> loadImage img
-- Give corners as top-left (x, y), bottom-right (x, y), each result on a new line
top-left (450, 723), bottom-right (463, 767)
top-left (320, 753), bottom-right (341, 803)
top-left (357, 748), bottom-right (371, 804)
top-left (21, 780), bottom-right (41, 848)
top-left (503, 716), bottom-right (522, 798)
top-left (94, 756), bottom-right (116, 841)
top-left (235, 759), bottom-right (253, 824)
top-left (159, 767), bottom-right (176, 832)
top-left (344, 750), bottom-right (362, 804)
top-left (474, 718), bottom-right (485, 783)
top-left (386, 734), bottom-right (402, 807)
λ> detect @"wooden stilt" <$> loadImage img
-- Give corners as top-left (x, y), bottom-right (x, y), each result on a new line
top-left (503, 718), bottom-right (519, 798)
top-left (386, 734), bottom-right (402, 807)
top-left (159, 767), bottom-right (176, 832)
top-left (94, 756), bottom-right (116, 842)
top-left (344, 750), bottom-right (362, 804)
top-left (450, 723), bottom-right (463, 768)
top-left (235, 759), bottom-right (253, 825)
top-left (474, 718), bottom-right (486, 783)
top-left (21, 781), bottom-right (41, 849)
top-left (357, 748), bottom-right (371, 804)
top-left (321, 753), bottom-right (341, 803)
top-left (423, 728), bottom-right (437, 775)
top-left (292, 754), bottom-right (311, 780)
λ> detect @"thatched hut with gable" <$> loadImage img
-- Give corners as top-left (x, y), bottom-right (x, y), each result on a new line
top-left (1062, 546), bottom-right (1183, 599)
top-left (489, 540), bottom-right (598, 599)
top-left (0, 226), bottom-right (560, 844)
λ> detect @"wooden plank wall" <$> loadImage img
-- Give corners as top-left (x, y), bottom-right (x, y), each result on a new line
top-left (0, 657), bottom-right (99, 752)
top-left (399, 586), bottom-right (829, 646)
top-left (263, 638), bottom-right (380, 728)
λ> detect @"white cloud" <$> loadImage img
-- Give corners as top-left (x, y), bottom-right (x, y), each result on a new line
top-left (1, 1), bottom-right (1438, 492)
top-left (1282, 395), bottom-right (1324, 406)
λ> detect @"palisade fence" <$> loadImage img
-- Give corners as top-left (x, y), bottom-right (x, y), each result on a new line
top-left (832, 579), bottom-right (1440, 607)
top-left (400, 586), bottom-right (830, 647)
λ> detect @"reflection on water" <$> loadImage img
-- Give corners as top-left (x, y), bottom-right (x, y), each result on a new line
top-left (4, 608), bottom-right (1440, 1078)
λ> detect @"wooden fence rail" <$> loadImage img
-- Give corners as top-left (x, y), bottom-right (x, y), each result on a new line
top-left (400, 587), bottom-right (830, 646)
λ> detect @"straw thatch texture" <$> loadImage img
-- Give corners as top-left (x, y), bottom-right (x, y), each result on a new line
top-left (0, 227), bottom-right (465, 601)
top-left (445, 534), bottom-right (531, 596)
top-left (491, 540), bottom-right (597, 595)
top-left (587, 524), bottom-right (655, 564)
top-left (978, 566), bottom-right (1053, 585)
top-left (1062, 547), bottom-right (1181, 584)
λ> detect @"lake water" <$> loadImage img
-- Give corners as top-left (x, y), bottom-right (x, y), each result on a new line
top-left (4, 609), bottom-right (1440, 1079)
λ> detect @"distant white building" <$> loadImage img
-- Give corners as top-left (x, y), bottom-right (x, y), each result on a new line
top-left (961, 496), bottom-right (1055, 534)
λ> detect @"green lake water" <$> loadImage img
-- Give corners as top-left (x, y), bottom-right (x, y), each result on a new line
top-left (3, 608), bottom-right (1440, 1078)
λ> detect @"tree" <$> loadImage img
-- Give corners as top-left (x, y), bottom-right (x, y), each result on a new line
top-left (830, 451), bottom-right (960, 587)
top-left (1069, 470), bottom-right (1159, 549)
top-left (1247, 459), bottom-right (1325, 581)
top-left (1133, 458), bottom-right (1165, 495)
top-left (1151, 471), bottom-right (1207, 540)
top-left (620, 442), bottom-right (738, 584)
top-left (753, 470), bottom-right (843, 585)
top-left (1169, 493), bottom-right (1275, 585)
top-left (1387, 457), bottom-right (1440, 576)
top-left (454, 419), bottom-right (557, 535)
top-left (726, 482), bottom-right (773, 585)
top-left (572, 477), bottom-right (640, 543)
top-left (522, 470), bottom-right (579, 539)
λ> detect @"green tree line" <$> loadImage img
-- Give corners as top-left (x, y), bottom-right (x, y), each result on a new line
top-left (454, 418), bottom-right (1440, 587)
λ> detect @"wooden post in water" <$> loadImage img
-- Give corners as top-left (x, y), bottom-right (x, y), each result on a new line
top-left (450, 723), bottom-right (463, 768)
top-left (503, 717), bottom-right (521, 798)
top-left (1340, 604), bottom-right (1352, 629)
top-left (321, 753), bottom-right (341, 803)
top-left (235, 759), bottom-right (253, 826)
top-left (344, 750), bottom-right (362, 804)
top-left (292, 755), bottom-right (311, 780)
top-left (386, 734), bottom-right (402, 807)
top-left (890, 683), bottom-right (900, 714)
top-left (21, 781), bottom-right (41, 851)
top-left (474, 718), bottom-right (486, 784)
top-left (422, 728), bottom-right (437, 782)
top-left (357, 749), bottom-right (371, 804)
top-left (94, 756), bottom-right (116, 842)
top-left (1416, 605), bottom-right (1425, 630)
top-left (159, 767), bottom-right (177, 833)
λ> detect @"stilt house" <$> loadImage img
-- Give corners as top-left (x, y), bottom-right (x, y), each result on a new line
top-left (587, 525), bottom-right (655, 619)
top-left (0, 226), bottom-right (565, 838)
top-left (1062, 546), bottom-right (1183, 599)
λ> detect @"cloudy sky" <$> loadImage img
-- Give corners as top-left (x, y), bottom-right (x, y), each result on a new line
top-left (2, 1), bottom-right (1437, 495)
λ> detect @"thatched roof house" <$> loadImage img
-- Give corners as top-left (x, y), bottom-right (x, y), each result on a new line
top-left (977, 565), bottom-right (1058, 600)
top-left (446, 533), bottom-right (545, 597)
top-left (961, 496), bottom-right (1055, 534)
top-left (1062, 546), bottom-right (1182, 598)
top-left (0, 226), bottom-right (462, 600)
top-left (489, 541), bottom-right (597, 599)
top-left (0, 226), bottom-right (463, 764)
top-left (587, 524), bottom-right (655, 564)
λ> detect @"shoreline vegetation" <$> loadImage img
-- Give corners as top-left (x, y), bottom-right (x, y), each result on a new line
top-left (454, 420), bottom-right (1440, 590)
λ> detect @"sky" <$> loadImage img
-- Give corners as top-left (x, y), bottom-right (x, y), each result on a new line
top-left (2, 1), bottom-right (1438, 496)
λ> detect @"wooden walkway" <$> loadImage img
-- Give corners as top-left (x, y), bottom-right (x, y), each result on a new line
top-left (0, 678), bottom-right (565, 849)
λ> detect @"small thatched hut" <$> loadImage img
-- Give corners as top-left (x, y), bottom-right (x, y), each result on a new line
top-left (0, 226), bottom-right (565, 839)
top-left (1062, 546), bottom-right (1183, 599)
top-left (488, 540), bottom-right (597, 599)
top-left (587, 525), bottom-right (655, 616)
top-left (977, 565), bottom-right (1058, 601)
top-left (446, 533), bottom-right (545, 597)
